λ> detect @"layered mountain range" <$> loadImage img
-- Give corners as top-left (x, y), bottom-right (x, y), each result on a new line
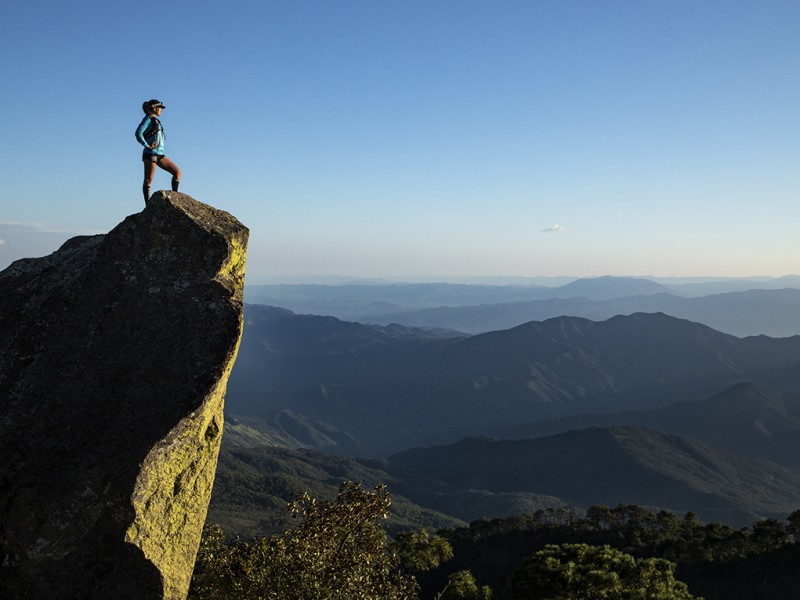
top-left (213, 302), bottom-right (800, 534)
top-left (364, 288), bottom-right (800, 337)
top-left (226, 305), bottom-right (800, 455)
top-left (245, 276), bottom-right (800, 336)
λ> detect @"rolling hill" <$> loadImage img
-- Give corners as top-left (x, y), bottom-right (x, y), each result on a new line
top-left (501, 382), bottom-right (800, 467)
top-left (387, 426), bottom-right (800, 526)
top-left (208, 444), bottom-right (463, 538)
top-left (209, 425), bottom-right (800, 535)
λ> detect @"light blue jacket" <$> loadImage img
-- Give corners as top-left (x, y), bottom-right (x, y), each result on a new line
top-left (135, 116), bottom-right (165, 156)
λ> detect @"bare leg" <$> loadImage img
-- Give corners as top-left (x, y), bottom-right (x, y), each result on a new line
top-left (143, 160), bottom-right (156, 204)
top-left (157, 156), bottom-right (182, 192)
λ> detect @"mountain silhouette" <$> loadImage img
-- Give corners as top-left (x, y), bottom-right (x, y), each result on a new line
top-left (227, 307), bottom-right (800, 455)
top-left (554, 275), bottom-right (672, 299)
top-left (363, 288), bottom-right (800, 337)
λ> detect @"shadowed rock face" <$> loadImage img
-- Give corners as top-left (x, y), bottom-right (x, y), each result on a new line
top-left (0, 192), bottom-right (248, 600)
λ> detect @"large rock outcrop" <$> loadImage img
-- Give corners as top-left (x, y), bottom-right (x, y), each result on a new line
top-left (0, 192), bottom-right (248, 599)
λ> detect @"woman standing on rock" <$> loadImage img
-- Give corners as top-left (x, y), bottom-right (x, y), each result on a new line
top-left (135, 99), bottom-right (181, 204)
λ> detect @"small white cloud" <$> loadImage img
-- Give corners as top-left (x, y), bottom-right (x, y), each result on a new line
top-left (0, 221), bottom-right (104, 236)
top-left (0, 239), bottom-right (5, 245)
top-left (541, 224), bottom-right (566, 233)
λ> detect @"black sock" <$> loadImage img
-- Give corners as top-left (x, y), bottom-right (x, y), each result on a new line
top-left (143, 184), bottom-right (150, 204)
top-left (171, 178), bottom-right (180, 192)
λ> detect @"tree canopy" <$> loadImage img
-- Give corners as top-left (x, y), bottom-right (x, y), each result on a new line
top-left (189, 481), bottom-right (417, 600)
top-left (511, 543), bottom-right (700, 600)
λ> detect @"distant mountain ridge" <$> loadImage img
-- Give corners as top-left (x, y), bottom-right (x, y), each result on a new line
top-left (243, 276), bottom-right (677, 318)
top-left (227, 306), bottom-right (800, 455)
top-left (244, 277), bottom-right (800, 337)
top-left (364, 288), bottom-right (800, 337)
top-left (216, 303), bottom-right (800, 538)
top-left (555, 276), bottom-right (671, 299)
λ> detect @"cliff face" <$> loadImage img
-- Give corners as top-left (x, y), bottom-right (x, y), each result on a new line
top-left (0, 192), bottom-right (248, 600)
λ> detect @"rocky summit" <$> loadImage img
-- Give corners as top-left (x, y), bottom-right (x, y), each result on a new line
top-left (0, 192), bottom-right (248, 600)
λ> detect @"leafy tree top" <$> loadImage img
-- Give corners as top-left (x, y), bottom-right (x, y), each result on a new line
top-left (511, 543), bottom-right (701, 600)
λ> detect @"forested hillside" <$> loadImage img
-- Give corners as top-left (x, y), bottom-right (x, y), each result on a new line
top-left (415, 503), bottom-right (800, 600)
top-left (211, 302), bottom-right (800, 598)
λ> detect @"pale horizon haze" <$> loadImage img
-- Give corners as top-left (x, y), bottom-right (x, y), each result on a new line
top-left (1, 1), bottom-right (799, 283)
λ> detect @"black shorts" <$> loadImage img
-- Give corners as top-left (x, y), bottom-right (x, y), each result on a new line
top-left (142, 153), bottom-right (166, 163)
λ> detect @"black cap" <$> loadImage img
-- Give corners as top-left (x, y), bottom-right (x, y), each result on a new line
top-left (148, 99), bottom-right (166, 109)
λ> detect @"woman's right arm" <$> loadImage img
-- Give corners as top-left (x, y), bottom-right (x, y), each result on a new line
top-left (135, 117), bottom-right (151, 147)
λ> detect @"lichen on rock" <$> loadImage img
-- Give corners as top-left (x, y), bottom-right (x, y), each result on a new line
top-left (0, 191), bottom-right (248, 600)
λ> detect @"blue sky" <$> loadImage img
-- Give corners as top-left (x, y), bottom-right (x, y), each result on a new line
top-left (1, 1), bottom-right (799, 282)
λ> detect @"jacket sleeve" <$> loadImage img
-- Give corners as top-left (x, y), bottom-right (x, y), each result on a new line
top-left (135, 117), bottom-right (151, 147)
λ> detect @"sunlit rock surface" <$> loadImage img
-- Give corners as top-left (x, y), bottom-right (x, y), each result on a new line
top-left (0, 191), bottom-right (248, 600)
